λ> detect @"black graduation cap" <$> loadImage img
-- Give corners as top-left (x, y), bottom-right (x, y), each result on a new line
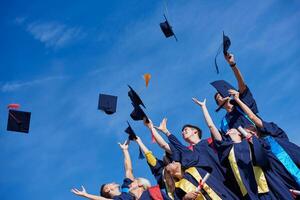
top-left (214, 31), bottom-right (231, 74)
top-left (128, 85), bottom-right (146, 109)
top-left (210, 80), bottom-right (236, 112)
top-left (124, 121), bottom-right (145, 159)
top-left (160, 15), bottom-right (178, 41)
top-left (125, 121), bottom-right (138, 141)
top-left (130, 104), bottom-right (149, 123)
top-left (7, 109), bottom-right (31, 133)
top-left (98, 94), bottom-right (117, 114)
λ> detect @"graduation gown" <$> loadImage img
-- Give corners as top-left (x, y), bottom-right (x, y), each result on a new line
top-left (175, 166), bottom-right (239, 200)
top-left (215, 137), bottom-right (293, 200)
top-left (220, 86), bottom-right (258, 133)
top-left (258, 121), bottom-right (300, 187)
top-left (167, 135), bottom-right (239, 199)
top-left (139, 185), bottom-right (171, 200)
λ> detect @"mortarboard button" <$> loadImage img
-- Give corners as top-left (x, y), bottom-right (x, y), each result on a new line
top-left (98, 94), bottom-right (117, 115)
top-left (7, 109), bottom-right (31, 133)
top-left (160, 15), bottom-right (178, 41)
top-left (128, 85), bottom-right (146, 109)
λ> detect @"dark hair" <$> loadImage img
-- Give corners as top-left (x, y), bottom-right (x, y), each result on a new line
top-left (181, 124), bottom-right (202, 139)
top-left (100, 184), bottom-right (111, 198)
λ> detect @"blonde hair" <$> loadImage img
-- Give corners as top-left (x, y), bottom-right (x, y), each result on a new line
top-left (137, 177), bottom-right (151, 190)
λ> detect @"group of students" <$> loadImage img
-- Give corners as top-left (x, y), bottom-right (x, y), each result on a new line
top-left (71, 53), bottom-right (300, 200)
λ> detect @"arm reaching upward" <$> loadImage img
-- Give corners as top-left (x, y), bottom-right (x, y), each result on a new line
top-left (118, 140), bottom-right (134, 180)
top-left (71, 186), bottom-right (110, 200)
top-left (192, 98), bottom-right (222, 141)
top-left (225, 53), bottom-right (247, 93)
top-left (144, 119), bottom-right (171, 154)
top-left (228, 89), bottom-right (263, 128)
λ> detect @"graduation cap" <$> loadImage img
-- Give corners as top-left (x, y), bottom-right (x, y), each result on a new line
top-left (98, 94), bottom-right (117, 114)
top-left (7, 109), bottom-right (31, 133)
top-left (128, 85), bottom-right (146, 108)
top-left (214, 31), bottom-right (231, 74)
top-left (210, 80), bottom-right (236, 112)
top-left (160, 15), bottom-right (178, 41)
top-left (130, 104), bottom-right (149, 123)
top-left (124, 121), bottom-right (144, 159)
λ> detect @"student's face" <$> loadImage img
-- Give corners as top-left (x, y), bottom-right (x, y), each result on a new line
top-left (166, 161), bottom-right (182, 178)
top-left (103, 182), bottom-right (120, 196)
top-left (182, 127), bottom-right (198, 141)
top-left (226, 128), bottom-right (242, 142)
top-left (215, 93), bottom-right (231, 110)
top-left (129, 179), bottom-right (139, 189)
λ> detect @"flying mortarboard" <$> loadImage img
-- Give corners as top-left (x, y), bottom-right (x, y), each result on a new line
top-left (160, 15), bottom-right (178, 41)
top-left (124, 121), bottom-right (144, 159)
top-left (7, 109), bottom-right (31, 133)
top-left (98, 94), bottom-right (117, 115)
top-left (210, 80), bottom-right (236, 112)
top-left (128, 85), bottom-right (146, 108)
top-left (214, 31), bottom-right (231, 74)
top-left (130, 104), bottom-right (149, 123)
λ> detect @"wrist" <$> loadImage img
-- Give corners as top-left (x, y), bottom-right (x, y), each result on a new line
top-left (230, 62), bottom-right (236, 68)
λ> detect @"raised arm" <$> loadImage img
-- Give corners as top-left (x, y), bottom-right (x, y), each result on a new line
top-left (71, 186), bottom-right (110, 200)
top-left (225, 53), bottom-right (247, 94)
top-left (144, 119), bottom-right (171, 154)
top-left (118, 140), bottom-right (134, 180)
top-left (135, 136), bottom-right (150, 154)
top-left (228, 89), bottom-right (263, 128)
top-left (192, 98), bottom-right (222, 141)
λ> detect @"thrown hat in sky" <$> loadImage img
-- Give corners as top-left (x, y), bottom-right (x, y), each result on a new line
top-left (214, 31), bottom-right (231, 74)
top-left (98, 94), bottom-right (117, 115)
top-left (128, 85), bottom-right (146, 108)
top-left (7, 109), bottom-right (31, 133)
top-left (160, 15), bottom-right (178, 41)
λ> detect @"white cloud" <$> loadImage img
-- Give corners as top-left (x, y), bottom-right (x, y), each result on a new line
top-left (1, 76), bottom-right (67, 92)
top-left (26, 21), bottom-right (83, 48)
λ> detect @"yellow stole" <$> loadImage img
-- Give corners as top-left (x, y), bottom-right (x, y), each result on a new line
top-left (228, 146), bottom-right (269, 196)
top-left (175, 167), bottom-right (222, 200)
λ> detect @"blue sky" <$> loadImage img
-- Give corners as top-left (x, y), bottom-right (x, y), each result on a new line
top-left (0, 0), bottom-right (300, 199)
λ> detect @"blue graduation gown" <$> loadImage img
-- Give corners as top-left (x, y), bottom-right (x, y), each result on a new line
top-left (175, 166), bottom-right (239, 200)
top-left (168, 135), bottom-right (239, 199)
top-left (215, 137), bottom-right (293, 200)
top-left (220, 86), bottom-right (258, 133)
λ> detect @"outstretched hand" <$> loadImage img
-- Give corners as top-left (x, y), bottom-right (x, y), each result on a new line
top-left (144, 118), bottom-right (154, 130)
top-left (154, 118), bottom-right (169, 134)
top-left (192, 98), bottom-right (206, 107)
top-left (225, 53), bottom-right (235, 65)
top-left (118, 140), bottom-right (129, 150)
top-left (71, 186), bottom-right (87, 197)
top-left (228, 89), bottom-right (239, 100)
